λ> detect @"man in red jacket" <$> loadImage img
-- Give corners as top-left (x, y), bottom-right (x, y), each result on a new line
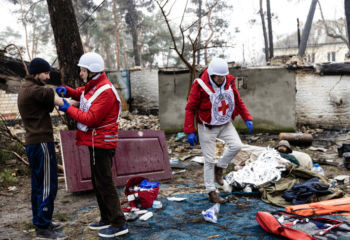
top-left (184, 58), bottom-right (253, 203)
top-left (56, 52), bottom-right (128, 238)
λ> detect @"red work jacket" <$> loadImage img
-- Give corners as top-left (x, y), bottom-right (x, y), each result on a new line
top-left (184, 69), bottom-right (253, 134)
top-left (64, 73), bottom-right (120, 149)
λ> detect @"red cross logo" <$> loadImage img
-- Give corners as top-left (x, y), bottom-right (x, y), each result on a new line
top-left (218, 100), bottom-right (229, 115)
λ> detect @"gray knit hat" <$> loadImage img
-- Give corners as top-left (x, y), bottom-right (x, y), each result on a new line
top-left (275, 140), bottom-right (292, 153)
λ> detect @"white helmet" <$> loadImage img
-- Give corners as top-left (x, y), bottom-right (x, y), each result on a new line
top-left (77, 52), bottom-right (104, 73)
top-left (207, 58), bottom-right (229, 76)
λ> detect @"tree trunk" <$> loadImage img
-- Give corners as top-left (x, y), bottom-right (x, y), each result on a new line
top-left (126, 0), bottom-right (141, 66)
top-left (259, 0), bottom-right (269, 62)
top-left (266, 0), bottom-right (273, 59)
top-left (197, 0), bottom-right (202, 65)
top-left (297, 18), bottom-right (301, 48)
top-left (121, 23), bottom-right (129, 69)
top-left (46, 0), bottom-right (84, 129)
top-left (19, 0), bottom-right (31, 60)
top-left (113, 0), bottom-right (121, 70)
top-left (345, 0), bottom-right (350, 57)
top-left (298, 0), bottom-right (318, 56)
top-left (85, 31), bottom-right (90, 52)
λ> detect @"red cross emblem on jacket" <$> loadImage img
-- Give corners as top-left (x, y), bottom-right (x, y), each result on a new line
top-left (218, 100), bottom-right (229, 115)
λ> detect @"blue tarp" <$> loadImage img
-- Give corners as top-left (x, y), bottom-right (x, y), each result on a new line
top-left (119, 192), bottom-right (284, 240)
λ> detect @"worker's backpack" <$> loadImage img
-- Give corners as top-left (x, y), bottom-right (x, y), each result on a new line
top-left (256, 211), bottom-right (350, 240)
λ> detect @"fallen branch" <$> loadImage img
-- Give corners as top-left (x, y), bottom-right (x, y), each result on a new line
top-left (3, 43), bottom-right (29, 75)
top-left (1, 149), bottom-right (29, 166)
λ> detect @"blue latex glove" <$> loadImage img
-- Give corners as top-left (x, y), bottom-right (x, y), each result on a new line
top-left (59, 98), bottom-right (70, 112)
top-left (187, 133), bottom-right (198, 146)
top-left (56, 86), bottom-right (67, 97)
top-left (245, 120), bottom-right (253, 133)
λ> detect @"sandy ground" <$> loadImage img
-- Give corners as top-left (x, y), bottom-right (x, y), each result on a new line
top-left (1, 132), bottom-right (350, 239)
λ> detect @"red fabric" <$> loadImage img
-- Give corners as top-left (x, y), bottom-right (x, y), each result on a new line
top-left (256, 211), bottom-right (317, 240)
top-left (64, 73), bottom-right (120, 149)
top-left (184, 69), bottom-right (253, 134)
top-left (124, 176), bottom-right (159, 209)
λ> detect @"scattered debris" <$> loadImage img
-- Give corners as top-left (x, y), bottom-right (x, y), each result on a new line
top-left (167, 197), bottom-right (186, 201)
top-left (172, 169), bottom-right (186, 175)
top-left (139, 211), bottom-right (153, 221)
top-left (191, 156), bottom-right (205, 164)
top-left (308, 146), bottom-right (327, 152)
top-left (202, 203), bottom-right (220, 223)
top-left (8, 186), bottom-right (17, 192)
top-left (174, 132), bottom-right (186, 141)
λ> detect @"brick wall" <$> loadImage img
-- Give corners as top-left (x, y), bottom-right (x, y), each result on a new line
top-left (0, 90), bottom-right (19, 120)
top-left (296, 73), bottom-right (350, 128)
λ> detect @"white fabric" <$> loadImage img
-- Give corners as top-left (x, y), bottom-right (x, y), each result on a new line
top-left (291, 151), bottom-right (313, 170)
top-left (77, 84), bottom-right (121, 132)
top-left (198, 122), bottom-right (243, 193)
top-left (196, 79), bottom-right (235, 126)
top-left (240, 144), bottom-right (313, 170)
top-left (225, 147), bottom-right (290, 187)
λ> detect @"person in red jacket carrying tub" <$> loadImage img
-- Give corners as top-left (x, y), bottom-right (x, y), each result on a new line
top-left (56, 52), bottom-right (128, 238)
top-left (184, 58), bottom-right (253, 204)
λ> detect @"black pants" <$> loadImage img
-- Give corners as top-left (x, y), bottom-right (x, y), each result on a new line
top-left (88, 147), bottom-right (126, 228)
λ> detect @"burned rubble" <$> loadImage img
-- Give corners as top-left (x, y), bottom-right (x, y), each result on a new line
top-left (1, 112), bottom-right (350, 239)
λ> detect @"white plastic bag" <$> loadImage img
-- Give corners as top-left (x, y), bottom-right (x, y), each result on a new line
top-left (202, 203), bottom-right (220, 223)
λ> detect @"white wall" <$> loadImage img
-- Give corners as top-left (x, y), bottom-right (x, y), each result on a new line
top-left (274, 43), bottom-right (348, 63)
top-left (296, 72), bottom-right (350, 128)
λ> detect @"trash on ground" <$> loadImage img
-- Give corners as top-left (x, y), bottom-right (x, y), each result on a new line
top-left (220, 179), bottom-right (232, 193)
top-left (124, 212), bottom-right (139, 221)
top-left (202, 203), bottom-right (220, 223)
top-left (174, 132), bottom-right (186, 141)
top-left (191, 156), bottom-right (204, 164)
top-left (8, 186), bottom-right (17, 192)
top-left (134, 209), bottom-right (148, 215)
top-left (152, 200), bottom-right (162, 209)
top-left (308, 146), bottom-right (327, 152)
top-left (172, 169), bottom-right (186, 175)
top-left (169, 158), bottom-right (179, 165)
top-left (167, 197), bottom-right (186, 201)
top-left (180, 155), bottom-right (192, 161)
top-left (334, 175), bottom-right (350, 184)
top-left (139, 211), bottom-right (153, 221)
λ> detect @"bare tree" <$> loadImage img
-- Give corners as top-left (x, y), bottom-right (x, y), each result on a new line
top-left (155, 0), bottom-right (223, 96)
top-left (259, 0), bottom-right (269, 62)
top-left (113, 0), bottom-right (122, 70)
top-left (298, 0), bottom-right (318, 57)
top-left (345, 0), bottom-right (350, 56)
top-left (19, 0), bottom-right (32, 60)
top-left (120, 22), bottom-right (129, 69)
top-left (266, 0), bottom-right (273, 58)
top-left (125, 0), bottom-right (141, 66)
top-left (318, 1), bottom-right (350, 56)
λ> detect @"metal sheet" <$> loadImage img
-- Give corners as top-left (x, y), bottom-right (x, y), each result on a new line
top-left (60, 130), bottom-right (172, 192)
